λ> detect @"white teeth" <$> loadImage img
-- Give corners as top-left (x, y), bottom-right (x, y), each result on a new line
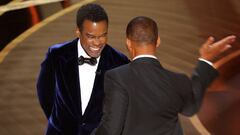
top-left (90, 47), bottom-right (100, 51)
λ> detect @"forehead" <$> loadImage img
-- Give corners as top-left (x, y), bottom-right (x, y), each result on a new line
top-left (81, 20), bottom-right (108, 34)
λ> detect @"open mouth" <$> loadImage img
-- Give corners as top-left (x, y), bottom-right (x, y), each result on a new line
top-left (90, 46), bottom-right (100, 51)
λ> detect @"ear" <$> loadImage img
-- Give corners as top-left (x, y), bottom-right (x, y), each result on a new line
top-left (126, 38), bottom-right (134, 59)
top-left (156, 36), bottom-right (161, 48)
top-left (76, 27), bottom-right (80, 37)
top-left (126, 38), bottom-right (132, 52)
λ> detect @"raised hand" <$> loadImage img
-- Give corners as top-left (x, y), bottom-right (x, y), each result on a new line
top-left (199, 35), bottom-right (236, 62)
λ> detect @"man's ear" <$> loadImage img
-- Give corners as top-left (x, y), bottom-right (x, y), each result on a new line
top-left (126, 38), bottom-right (135, 59)
top-left (76, 27), bottom-right (82, 37)
top-left (126, 38), bottom-right (132, 52)
top-left (156, 36), bottom-right (161, 48)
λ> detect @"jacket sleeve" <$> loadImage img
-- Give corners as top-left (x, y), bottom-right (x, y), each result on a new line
top-left (180, 60), bottom-right (218, 116)
top-left (36, 48), bottom-right (56, 119)
top-left (91, 71), bottom-right (128, 135)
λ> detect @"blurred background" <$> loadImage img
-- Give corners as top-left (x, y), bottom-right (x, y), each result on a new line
top-left (0, 0), bottom-right (239, 135)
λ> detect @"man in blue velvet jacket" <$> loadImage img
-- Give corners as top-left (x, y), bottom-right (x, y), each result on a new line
top-left (36, 4), bottom-right (129, 135)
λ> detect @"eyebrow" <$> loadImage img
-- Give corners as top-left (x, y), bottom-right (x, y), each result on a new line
top-left (86, 32), bottom-right (108, 37)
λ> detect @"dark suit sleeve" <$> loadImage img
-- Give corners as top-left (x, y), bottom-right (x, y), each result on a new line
top-left (180, 60), bottom-right (218, 116)
top-left (36, 48), bottom-right (56, 119)
top-left (92, 71), bottom-right (128, 135)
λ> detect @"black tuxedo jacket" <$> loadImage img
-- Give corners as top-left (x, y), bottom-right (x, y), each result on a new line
top-left (93, 57), bottom-right (218, 135)
top-left (36, 38), bottom-right (129, 135)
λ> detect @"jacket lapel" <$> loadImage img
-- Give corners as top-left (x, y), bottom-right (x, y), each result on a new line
top-left (58, 39), bottom-right (82, 116)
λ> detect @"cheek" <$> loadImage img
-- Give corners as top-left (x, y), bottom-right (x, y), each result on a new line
top-left (85, 40), bottom-right (93, 46)
top-left (100, 38), bottom-right (107, 46)
top-left (81, 39), bottom-right (91, 47)
top-left (103, 37), bottom-right (108, 43)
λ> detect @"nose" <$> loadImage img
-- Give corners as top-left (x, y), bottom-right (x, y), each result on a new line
top-left (93, 38), bottom-right (101, 46)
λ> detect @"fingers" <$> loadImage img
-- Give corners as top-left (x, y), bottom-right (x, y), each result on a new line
top-left (211, 35), bottom-right (236, 54)
top-left (211, 35), bottom-right (236, 47)
top-left (199, 35), bottom-right (237, 62)
top-left (203, 36), bottom-right (215, 48)
top-left (220, 44), bottom-right (231, 53)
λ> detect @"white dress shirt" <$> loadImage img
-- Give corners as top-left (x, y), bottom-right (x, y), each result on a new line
top-left (77, 39), bottom-right (100, 115)
top-left (133, 55), bottom-right (158, 60)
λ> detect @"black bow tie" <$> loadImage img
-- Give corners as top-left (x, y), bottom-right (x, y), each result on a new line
top-left (78, 56), bottom-right (97, 66)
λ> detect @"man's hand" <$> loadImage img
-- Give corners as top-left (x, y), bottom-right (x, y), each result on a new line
top-left (199, 35), bottom-right (236, 62)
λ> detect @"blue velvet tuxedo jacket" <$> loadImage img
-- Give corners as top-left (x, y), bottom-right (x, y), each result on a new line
top-left (37, 38), bottom-right (129, 135)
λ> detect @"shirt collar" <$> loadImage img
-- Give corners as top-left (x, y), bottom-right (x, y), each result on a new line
top-left (78, 39), bottom-right (89, 58)
top-left (133, 55), bottom-right (157, 60)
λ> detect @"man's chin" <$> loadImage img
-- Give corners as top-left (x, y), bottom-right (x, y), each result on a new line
top-left (89, 53), bottom-right (100, 58)
top-left (89, 51), bottom-right (103, 58)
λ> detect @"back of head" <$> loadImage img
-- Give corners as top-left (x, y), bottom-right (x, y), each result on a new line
top-left (76, 3), bottom-right (108, 31)
top-left (126, 16), bottom-right (158, 45)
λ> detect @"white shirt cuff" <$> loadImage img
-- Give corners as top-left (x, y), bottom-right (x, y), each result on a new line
top-left (198, 58), bottom-right (213, 67)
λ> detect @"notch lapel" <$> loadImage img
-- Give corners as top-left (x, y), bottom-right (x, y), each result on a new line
top-left (58, 39), bottom-right (82, 116)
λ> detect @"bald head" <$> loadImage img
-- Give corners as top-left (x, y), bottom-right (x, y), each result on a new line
top-left (126, 16), bottom-right (158, 45)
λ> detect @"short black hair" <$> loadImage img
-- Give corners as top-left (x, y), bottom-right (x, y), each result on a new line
top-left (126, 16), bottom-right (158, 44)
top-left (76, 3), bottom-right (108, 31)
